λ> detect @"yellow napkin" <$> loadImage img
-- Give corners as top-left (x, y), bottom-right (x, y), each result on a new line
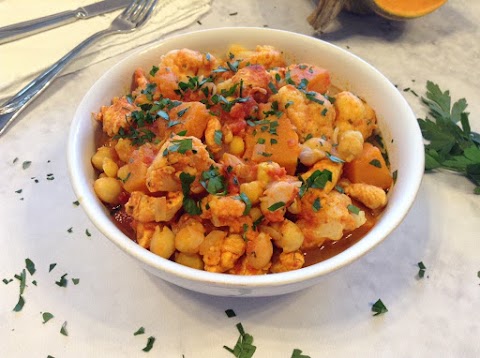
top-left (0, 0), bottom-right (211, 99)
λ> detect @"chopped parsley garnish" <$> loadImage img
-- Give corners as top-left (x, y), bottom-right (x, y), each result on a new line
top-left (176, 130), bottom-right (187, 136)
top-left (42, 312), bottom-right (54, 324)
top-left (55, 273), bottom-right (68, 287)
top-left (371, 299), bottom-right (388, 316)
top-left (179, 172), bottom-right (202, 215)
top-left (15, 189), bottom-right (22, 194)
top-left (163, 138), bottom-right (193, 156)
top-left (335, 185), bottom-right (345, 194)
top-left (214, 130), bottom-right (223, 145)
top-left (225, 309), bottom-right (237, 318)
top-left (15, 269), bottom-right (27, 295)
top-left (13, 157), bottom-right (18, 164)
top-left (49, 263), bottom-right (57, 272)
top-left (304, 91), bottom-right (324, 105)
top-left (134, 327), bottom-right (145, 336)
top-left (67, 227), bottom-right (73, 233)
top-left (418, 81), bottom-right (480, 193)
top-left (257, 138), bottom-right (265, 144)
top-left (326, 152), bottom-right (344, 163)
top-left (201, 166), bottom-right (227, 196)
top-left (299, 169), bottom-right (332, 197)
top-left (223, 322), bottom-right (256, 358)
top-left (22, 161), bottom-right (32, 169)
top-left (268, 201), bottom-right (285, 211)
top-left (369, 159), bottom-right (382, 168)
top-left (72, 278), bottom-right (80, 285)
top-left (13, 295), bottom-right (25, 312)
top-left (3, 278), bottom-right (13, 284)
top-left (237, 193), bottom-right (252, 215)
top-left (149, 65), bottom-right (159, 76)
top-left (312, 198), bottom-right (321, 212)
top-left (268, 82), bottom-right (278, 94)
top-left (85, 229), bottom-right (91, 237)
top-left (25, 258), bottom-right (36, 275)
top-left (142, 336), bottom-right (156, 352)
top-left (417, 261), bottom-right (426, 279)
top-left (291, 349), bottom-right (311, 358)
top-left (72, 200), bottom-right (80, 206)
top-left (60, 321), bottom-right (68, 336)
top-left (347, 204), bottom-right (360, 215)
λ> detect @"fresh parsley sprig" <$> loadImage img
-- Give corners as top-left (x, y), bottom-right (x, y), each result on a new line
top-left (418, 81), bottom-right (480, 193)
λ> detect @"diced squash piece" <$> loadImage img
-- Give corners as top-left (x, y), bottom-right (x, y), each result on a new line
top-left (343, 142), bottom-right (392, 189)
top-left (157, 101), bottom-right (211, 139)
top-left (287, 64), bottom-right (330, 94)
top-left (243, 113), bottom-right (300, 175)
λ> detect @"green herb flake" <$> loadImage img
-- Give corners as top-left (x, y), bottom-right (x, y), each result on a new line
top-left (60, 321), bottom-right (68, 336)
top-left (32, 280), bottom-right (37, 286)
top-left (25, 258), bottom-right (36, 275)
top-left (179, 172), bottom-right (202, 215)
top-left (312, 198), bottom-right (321, 212)
top-left (236, 192), bottom-right (252, 216)
top-left (42, 312), bottom-right (54, 324)
top-left (67, 227), bottom-right (73, 233)
top-left (291, 349), bottom-right (311, 358)
top-left (225, 309), bottom-right (237, 318)
top-left (15, 189), bottom-right (22, 194)
top-left (15, 269), bottom-right (27, 295)
top-left (3, 278), bottom-right (13, 284)
top-left (85, 229), bottom-right (91, 237)
top-left (223, 322), bottom-right (256, 358)
top-left (214, 130), bottom-right (223, 145)
top-left (13, 157), bottom-right (19, 164)
top-left (369, 159), bottom-right (382, 168)
top-left (13, 295), bottom-right (25, 312)
top-left (347, 204), bottom-right (361, 215)
top-left (49, 263), bottom-right (57, 272)
top-left (268, 201), bottom-right (285, 212)
top-left (371, 299), bottom-right (388, 316)
top-left (268, 82), bottom-right (278, 94)
top-left (149, 65), bottom-right (159, 77)
top-left (417, 261), bottom-right (427, 279)
top-left (176, 130), bottom-right (187, 136)
top-left (299, 169), bottom-right (332, 197)
top-left (134, 326), bottom-right (145, 336)
top-left (72, 200), bottom-right (80, 206)
top-left (142, 336), bottom-right (156, 352)
top-left (22, 161), bottom-right (32, 170)
top-left (55, 274), bottom-right (68, 288)
top-left (72, 278), bottom-right (80, 285)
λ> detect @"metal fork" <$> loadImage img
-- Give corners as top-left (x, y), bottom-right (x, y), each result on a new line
top-left (0, 0), bottom-right (158, 136)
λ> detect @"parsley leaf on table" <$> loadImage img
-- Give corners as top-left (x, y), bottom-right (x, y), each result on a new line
top-left (418, 81), bottom-right (480, 193)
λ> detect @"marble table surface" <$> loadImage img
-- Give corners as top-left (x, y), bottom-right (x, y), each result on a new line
top-left (1, 0), bottom-right (479, 357)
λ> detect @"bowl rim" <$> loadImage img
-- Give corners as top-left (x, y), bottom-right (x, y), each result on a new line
top-left (68, 26), bottom-right (425, 290)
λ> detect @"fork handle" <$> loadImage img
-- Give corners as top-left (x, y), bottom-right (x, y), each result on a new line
top-left (0, 10), bottom-right (81, 45)
top-left (0, 27), bottom-right (116, 136)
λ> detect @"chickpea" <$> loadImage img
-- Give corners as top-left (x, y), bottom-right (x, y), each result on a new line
top-left (91, 147), bottom-right (113, 171)
top-left (175, 252), bottom-right (204, 270)
top-left (249, 207), bottom-right (263, 223)
top-left (229, 136), bottom-right (245, 156)
top-left (223, 127), bottom-right (234, 144)
top-left (240, 181), bottom-right (264, 205)
top-left (93, 177), bottom-right (122, 204)
top-left (278, 219), bottom-right (304, 253)
top-left (117, 165), bottom-right (131, 182)
top-left (246, 232), bottom-right (273, 270)
top-left (175, 220), bottom-right (205, 254)
top-left (150, 226), bottom-right (176, 259)
top-left (102, 157), bottom-right (118, 178)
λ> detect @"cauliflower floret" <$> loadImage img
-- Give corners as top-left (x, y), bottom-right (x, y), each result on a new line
top-left (298, 136), bottom-right (333, 166)
top-left (228, 44), bottom-right (286, 69)
top-left (125, 191), bottom-right (183, 223)
top-left (334, 91), bottom-right (376, 140)
top-left (270, 250), bottom-right (305, 273)
top-left (259, 178), bottom-right (301, 222)
top-left (342, 181), bottom-right (388, 209)
top-left (271, 85), bottom-right (336, 141)
top-left (334, 129), bottom-right (364, 162)
top-left (96, 96), bottom-right (138, 136)
top-left (204, 116), bottom-right (223, 156)
top-left (297, 190), bottom-right (367, 249)
top-left (158, 48), bottom-right (219, 79)
top-left (146, 135), bottom-right (215, 193)
top-left (200, 195), bottom-right (250, 232)
top-left (199, 231), bottom-right (246, 273)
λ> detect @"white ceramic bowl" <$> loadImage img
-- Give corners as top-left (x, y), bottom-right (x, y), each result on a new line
top-left (68, 27), bottom-right (424, 297)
